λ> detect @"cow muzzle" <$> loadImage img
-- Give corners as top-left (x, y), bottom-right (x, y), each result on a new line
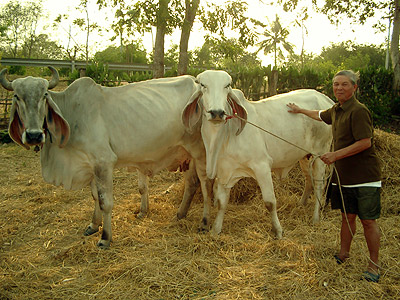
top-left (23, 129), bottom-right (45, 145)
top-left (207, 109), bottom-right (226, 123)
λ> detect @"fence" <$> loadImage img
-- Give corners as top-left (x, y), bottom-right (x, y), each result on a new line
top-left (0, 88), bottom-right (11, 129)
top-left (0, 58), bottom-right (171, 72)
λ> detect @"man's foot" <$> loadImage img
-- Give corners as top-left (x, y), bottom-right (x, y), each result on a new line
top-left (361, 271), bottom-right (380, 283)
top-left (334, 254), bottom-right (348, 265)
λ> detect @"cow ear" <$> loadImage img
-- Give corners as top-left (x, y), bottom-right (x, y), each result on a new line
top-left (228, 89), bottom-right (248, 135)
top-left (45, 94), bottom-right (70, 148)
top-left (8, 101), bottom-right (29, 149)
top-left (182, 88), bottom-right (202, 133)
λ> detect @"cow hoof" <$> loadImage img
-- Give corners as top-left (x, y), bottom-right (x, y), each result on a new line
top-left (136, 212), bottom-right (147, 219)
top-left (210, 228), bottom-right (221, 236)
top-left (197, 226), bottom-right (209, 234)
top-left (273, 230), bottom-right (283, 240)
top-left (97, 240), bottom-right (110, 249)
top-left (84, 226), bottom-right (99, 236)
top-left (176, 212), bottom-right (187, 220)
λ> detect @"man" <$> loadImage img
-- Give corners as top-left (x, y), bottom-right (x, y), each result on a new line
top-left (287, 70), bottom-right (382, 283)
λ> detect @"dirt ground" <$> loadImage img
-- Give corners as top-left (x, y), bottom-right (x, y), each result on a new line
top-left (0, 130), bottom-right (400, 300)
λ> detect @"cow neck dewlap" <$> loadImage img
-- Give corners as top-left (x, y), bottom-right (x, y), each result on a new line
top-left (203, 121), bottom-right (229, 179)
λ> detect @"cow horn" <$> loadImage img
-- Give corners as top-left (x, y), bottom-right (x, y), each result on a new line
top-left (0, 68), bottom-right (13, 91)
top-left (47, 66), bottom-right (59, 89)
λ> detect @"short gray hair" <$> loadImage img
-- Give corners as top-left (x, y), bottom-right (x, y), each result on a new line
top-left (333, 70), bottom-right (360, 86)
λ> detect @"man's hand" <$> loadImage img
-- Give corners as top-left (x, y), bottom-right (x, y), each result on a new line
top-left (320, 152), bottom-right (337, 165)
top-left (287, 102), bottom-right (301, 113)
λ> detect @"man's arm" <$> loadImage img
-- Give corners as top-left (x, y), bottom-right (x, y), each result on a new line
top-left (287, 103), bottom-right (321, 121)
top-left (320, 138), bottom-right (372, 165)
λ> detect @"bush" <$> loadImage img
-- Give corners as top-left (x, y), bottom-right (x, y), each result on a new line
top-left (0, 130), bottom-right (12, 143)
top-left (358, 67), bottom-right (400, 126)
top-left (8, 65), bottom-right (26, 75)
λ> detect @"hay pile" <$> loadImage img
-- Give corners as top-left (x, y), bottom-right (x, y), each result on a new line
top-left (0, 129), bottom-right (399, 300)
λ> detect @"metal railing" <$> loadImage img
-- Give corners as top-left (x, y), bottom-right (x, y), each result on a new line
top-left (0, 58), bottom-right (171, 72)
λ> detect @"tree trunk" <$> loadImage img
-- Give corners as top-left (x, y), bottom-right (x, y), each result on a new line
top-left (85, 5), bottom-right (90, 64)
top-left (153, 0), bottom-right (170, 78)
top-left (177, 0), bottom-right (200, 75)
top-left (268, 70), bottom-right (278, 96)
top-left (391, 0), bottom-right (400, 92)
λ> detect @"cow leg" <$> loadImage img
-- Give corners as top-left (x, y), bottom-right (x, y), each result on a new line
top-left (299, 156), bottom-right (313, 205)
top-left (311, 157), bottom-right (327, 223)
top-left (195, 161), bottom-right (214, 232)
top-left (136, 170), bottom-right (149, 219)
top-left (177, 160), bottom-right (200, 219)
top-left (198, 177), bottom-right (213, 232)
top-left (255, 167), bottom-right (283, 239)
top-left (94, 165), bottom-right (114, 249)
top-left (211, 182), bottom-right (231, 235)
top-left (84, 180), bottom-right (102, 236)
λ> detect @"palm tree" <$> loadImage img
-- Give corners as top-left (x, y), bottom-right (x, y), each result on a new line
top-left (257, 15), bottom-right (294, 67)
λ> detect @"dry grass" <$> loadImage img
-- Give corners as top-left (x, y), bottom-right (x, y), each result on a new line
top-left (0, 129), bottom-right (399, 300)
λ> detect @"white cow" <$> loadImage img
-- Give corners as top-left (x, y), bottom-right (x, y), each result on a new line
top-left (1, 67), bottom-right (212, 248)
top-left (182, 70), bottom-right (333, 238)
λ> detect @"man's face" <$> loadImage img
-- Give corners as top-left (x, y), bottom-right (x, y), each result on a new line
top-left (333, 75), bottom-right (357, 104)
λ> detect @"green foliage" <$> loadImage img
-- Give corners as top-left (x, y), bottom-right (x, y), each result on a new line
top-left (276, 66), bottom-right (333, 94)
top-left (318, 41), bottom-right (386, 69)
top-left (199, 0), bottom-right (257, 47)
top-left (191, 37), bottom-right (260, 69)
top-left (358, 67), bottom-right (399, 126)
top-left (0, 129), bottom-right (12, 143)
top-left (164, 44), bottom-right (179, 68)
top-left (68, 62), bottom-right (119, 86)
top-left (8, 65), bottom-right (26, 75)
top-left (86, 62), bottom-right (118, 86)
top-left (27, 34), bottom-right (64, 60)
top-left (125, 71), bottom-right (153, 82)
top-left (0, 0), bottom-right (44, 58)
top-left (94, 43), bottom-right (148, 64)
top-left (230, 65), bottom-right (269, 100)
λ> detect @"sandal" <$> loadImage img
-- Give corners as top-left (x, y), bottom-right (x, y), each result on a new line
top-left (361, 271), bottom-right (380, 283)
top-left (334, 254), bottom-right (346, 265)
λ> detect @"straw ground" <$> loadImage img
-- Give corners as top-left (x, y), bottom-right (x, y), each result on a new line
top-left (0, 129), bottom-right (399, 300)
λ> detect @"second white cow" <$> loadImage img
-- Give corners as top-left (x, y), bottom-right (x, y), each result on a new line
top-left (182, 70), bottom-right (333, 238)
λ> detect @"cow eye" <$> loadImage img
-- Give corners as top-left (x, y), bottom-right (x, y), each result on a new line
top-left (225, 83), bottom-right (231, 88)
top-left (14, 94), bottom-right (20, 101)
top-left (200, 83), bottom-right (206, 88)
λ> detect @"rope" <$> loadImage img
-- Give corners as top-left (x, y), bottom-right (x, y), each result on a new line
top-left (232, 113), bottom-right (318, 155)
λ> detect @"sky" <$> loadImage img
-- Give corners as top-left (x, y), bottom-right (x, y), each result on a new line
top-left (10, 0), bottom-right (390, 66)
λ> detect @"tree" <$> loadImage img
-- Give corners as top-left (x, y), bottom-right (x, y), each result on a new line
top-left (178, 0), bottom-right (200, 75)
top-left (53, 0), bottom-right (101, 62)
top-left (277, 0), bottom-right (400, 92)
top-left (153, 0), bottom-right (170, 78)
top-left (97, 0), bottom-right (183, 78)
top-left (96, 0), bottom-right (255, 77)
top-left (294, 7), bottom-right (309, 69)
top-left (0, 0), bottom-right (43, 58)
top-left (94, 42), bottom-right (148, 64)
top-left (200, 0), bottom-right (257, 47)
top-left (256, 15), bottom-right (294, 67)
top-left (75, 0), bottom-right (100, 63)
top-left (26, 34), bottom-right (64, 59)
top-left (319, 41), bottom-right (386, 69)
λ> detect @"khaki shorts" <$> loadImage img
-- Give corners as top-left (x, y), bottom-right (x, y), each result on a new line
top-left (330, 185), bottom-right (381, 219)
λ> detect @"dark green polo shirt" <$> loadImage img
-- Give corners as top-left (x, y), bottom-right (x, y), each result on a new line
top-left (320, 96), bottom-right (381, 185)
